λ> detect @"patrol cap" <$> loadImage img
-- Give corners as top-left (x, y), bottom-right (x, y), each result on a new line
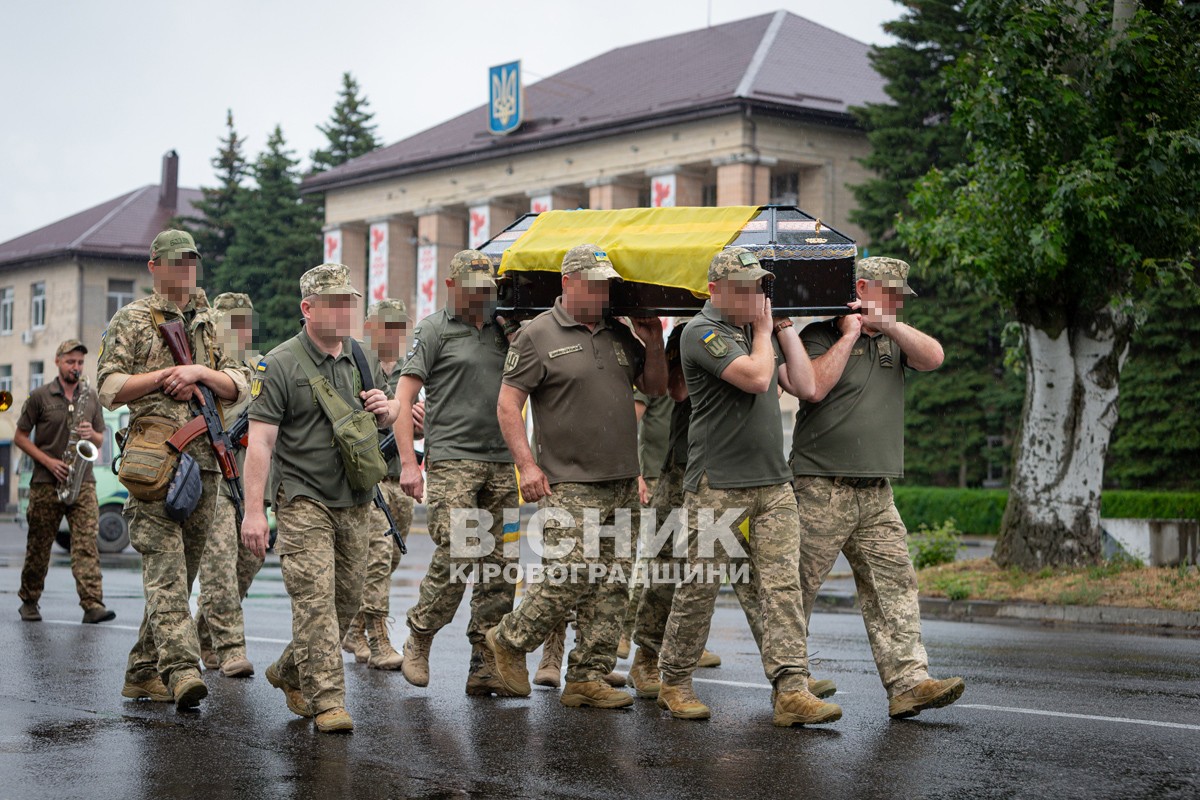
top-left (561, 244), bottom-right (622, 281)
top-left (708, 246), bottom-right (773, 283)
top-left (300, 263), bottom-right (362, 299)
top-left (449, 250), bottom-right (497, 288)
top-left (368, 298), bottom-right (408, 325)
top-left (212, 292), bottom-right (253, 313)
top-left (150, 229), bottom-right (200, 261)
top-left (856, 256), bottom-right (917, 296)
top-left (55, 339), bottom-right (87, 357)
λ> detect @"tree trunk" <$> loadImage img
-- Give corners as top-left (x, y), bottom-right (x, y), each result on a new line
top-left (994, 306), bottom-right (1134, 569)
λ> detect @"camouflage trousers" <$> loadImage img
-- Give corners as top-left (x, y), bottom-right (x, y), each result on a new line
top-left (124, 472), bottom-right (220, 692)
top-left (195, 494), bottom-right (265, 662)
top-left (494, 479), bottom-right (638, 683)
top-left (20, 482), bottom-right (104, 610)
top-left (795, 477), bottom-right (929, 696)
top-left (271, 493), bottom-right (371, 715)
top-left (620, 477), bottom-right (657, 639)
top-left (406, 460), bottom-right (518, 645)
top-left (633, 467), bottom-right (765, 655)
top-left (359, 478), bottom-right (414, 617)
top-left (660, 476), bottom-right (809, 691)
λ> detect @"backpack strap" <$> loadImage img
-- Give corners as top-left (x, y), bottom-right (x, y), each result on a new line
top-left (350, 339), bottom-right (374, 393)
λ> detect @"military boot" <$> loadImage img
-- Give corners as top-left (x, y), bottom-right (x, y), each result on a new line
top-left (888, 677), bottom-right (965, 719)
top-left (657, 682), bottom-right (711, 720)
top-left (172, 673), bottom-right (208, 710)
top-left (200, 649), bottom-right (220, 671)
top-left (341, 612), bottom-right (370, 663)
top-left (365, 615), bottom-right (403, 670)
top-left (533, 621), bottom-right (567, 688)
top-left (602, 670), bottom-right (627, 687)
top-left (616, 634), bottom-right (631, 660)
top-left (696, 649), bottom-right (721, 668)
top-left (265, 663), bottom-right (313, 718)
top-left (314, 707), bottom-right (354, 733)
top-left (808, 676), bottom-right (837, 699)
top-left (220, 656), bottom-right (255, 678)
top-left (627, 646), bottom-right (661, 698)
top-left (773, 688), bottom-right (842, 727)
top-left (18, 602), bottom-right (41, 622)
top-left (484, 627), bottom-right (531, 697)
top-left (561, 680), bottom-right (634, 709)
top-left (121, 675), bottom-right (172, 702)
top-left (465, 643), bottom-right (503, 696)
top-left (401, 628), bottom-right (434, 687)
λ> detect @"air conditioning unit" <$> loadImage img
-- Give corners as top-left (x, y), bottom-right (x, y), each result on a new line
top-left (20, 329), bottom-right (34, 345)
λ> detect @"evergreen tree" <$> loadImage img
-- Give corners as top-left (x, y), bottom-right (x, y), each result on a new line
top-left (172, 109), bottom-right (247, 291)
top-left (309, 72), bottom-right (380, 173)
top-left (848, 0), bottom-right (1023, 487)
top-left (219, 125), bottom-right (322, 350)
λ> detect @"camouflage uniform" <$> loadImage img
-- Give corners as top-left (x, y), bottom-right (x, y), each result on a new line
top-left (359, 479), bottom-right (413, 617)
top-left (98, 261), bottom-right (250, 692)
top-left (20, 483), bottom-right (104, 610)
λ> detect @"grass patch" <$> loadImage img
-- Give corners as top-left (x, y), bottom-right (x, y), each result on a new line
top-left (917, 558), bottom-right (1200, 610)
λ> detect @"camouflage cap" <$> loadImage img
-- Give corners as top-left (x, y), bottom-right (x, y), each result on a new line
top-left (368, 298), bottom-right (408, 325)
top-left (561, 244), bottom-right (622, 281)
top-left (212, 292), bottom-right (253, 313)
top-left (55, 339), bottom-right (87, 357)
top-left (300, 263), bottom-right (362, 299)
top-left (150, 229), bottom-right (200, 261)
top-left (708, 246), bottom-right (774, 283)
top-left (449, 249), bottom-right (497, 288)
top-left (856, 256), bottom-right (917, 296)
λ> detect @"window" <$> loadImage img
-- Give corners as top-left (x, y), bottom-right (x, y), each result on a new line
top-left (0, 365), bottom-right (11, 393)
top-left (31, 282), bottom-right (45, 329)
top-left (770, 172), bottom-right (800, 205)
top-left (107, 279), bottom-right (135, 321)
top-left (0, 287), bottom-right (12, 334)
top-left (29, 360), bottom-right (44, 390)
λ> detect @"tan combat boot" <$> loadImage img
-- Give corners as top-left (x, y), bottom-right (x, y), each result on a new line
top-left (773, 688), bottom-right (842, 727)
top-left (172, 673), bottom-right (208, 710)
top-left (121, 675), bottom-right (173, 702)
top-left (808, 676), bottom-right (837, 699)
top-left (561, 680), bottom-right (634, 709)
top-left (341, 612), bottom-right (370, 663)
top-left (888, 677), bottom-right (965, 719)
top-left (365, 615), bottom-right (404, 670)
top-left (314, 707), bottom-right (354, 733)
top-left (401, 628), bottom-right (434, 687)
top-left (616, 634), bottom-right (631, 660)
top-left (220, 656), bottom-right (255, 678)
top-left (465, 643), bottom-right (503, 696)
top-left (657, 682), bottom-right (711, 720)
top-left (200, 649), bottom-right (220, 671)
top-left (484, 627), bottom-right (532, 697)
top-left (265, 663), bottom-right (313, 718)
top-left (628, 647), bottom-right (661, 698)
top-left (697, 649), bottom-right (721, 668)
top-left (533, 621), bottom-right (566, 688)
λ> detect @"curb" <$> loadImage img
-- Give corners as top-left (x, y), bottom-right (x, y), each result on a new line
top-left (810, 592), bottom-right (1200, 636)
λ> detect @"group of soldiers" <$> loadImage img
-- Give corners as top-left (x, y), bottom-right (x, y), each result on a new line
top-left (15, 225), bottom-right (965, 734)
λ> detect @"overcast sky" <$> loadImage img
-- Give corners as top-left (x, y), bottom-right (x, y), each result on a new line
top-left (0, 0), bottom-right (900, 245)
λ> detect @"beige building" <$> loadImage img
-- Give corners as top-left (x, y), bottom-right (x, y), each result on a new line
top-left (302, 10), bottom-right (885, 325)
top-left (0, 151), bottom-right (199, 510)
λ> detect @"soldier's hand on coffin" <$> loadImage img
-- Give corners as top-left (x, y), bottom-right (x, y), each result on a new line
top-left (838, 301), bottom-right (864, 339)
top-left (628, 315), bottom-right (665, 348)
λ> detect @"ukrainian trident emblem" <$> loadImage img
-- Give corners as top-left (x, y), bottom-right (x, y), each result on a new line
top-left (489, 60), bottom-right (523, 135)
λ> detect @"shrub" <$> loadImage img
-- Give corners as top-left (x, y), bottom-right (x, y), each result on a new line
top-left (908, 518), bottom-right (963, 569)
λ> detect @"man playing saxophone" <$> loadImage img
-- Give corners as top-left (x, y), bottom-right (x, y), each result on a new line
top-left (15, 339), bottom-right (115, 624)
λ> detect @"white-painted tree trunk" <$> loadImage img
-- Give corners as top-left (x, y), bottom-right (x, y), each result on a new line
top-left (994, 307), bottom-right (1133, 568)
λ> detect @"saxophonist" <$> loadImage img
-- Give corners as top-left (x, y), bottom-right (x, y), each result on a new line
top-left (15, 339), bottom-right (114, 624)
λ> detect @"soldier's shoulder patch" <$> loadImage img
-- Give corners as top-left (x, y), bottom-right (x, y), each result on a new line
top-left (504, 349), bottom-right (520, 373)
top-left (98, 328), bottom-right (106, 360)
top-left (251, 358), bottom-right (267, 398)
top-left (702, 330), bottom-right (730, 358)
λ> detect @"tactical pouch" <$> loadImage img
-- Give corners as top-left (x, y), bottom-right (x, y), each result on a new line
top-left (116, 415), bottom-right (180, 501)
top-left (287, 339), bottom-right (388, 492)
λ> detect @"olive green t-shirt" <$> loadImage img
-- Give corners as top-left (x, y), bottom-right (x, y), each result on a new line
top-left (400, 308), bottom-right (512, 464)
top-left (502, 299), bottom-right (645, 484)
top-left (634, 389), bottom-right (673, 480)
top-left (663, 396), bottom-right (691, 472)
top-left (17, 378), bottom-right (105, 485)
top-left (681, 301), bottom-right (789, 492)
top-left (790, 320), bottom-right (908, 479)
top-left (381, 362), bottom-right (404, 478)
top-left (249, 328), bottom-right (388, 508)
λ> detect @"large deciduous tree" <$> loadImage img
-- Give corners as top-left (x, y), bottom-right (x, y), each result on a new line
top-left (902, 0), bottom-right (1200, 567)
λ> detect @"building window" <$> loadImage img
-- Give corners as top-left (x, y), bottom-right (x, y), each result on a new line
top-left (0, 365), bottom-right (11, 393)
top-left (29, 360), bottom-right (44, 390)
top-left (770, 172), bottom-right (800, 205)
top-left (31, 282), bottom-right (45, 329)
top-left (107, 279), bottom-right (135, 321)
top-left (701, 183), bottom-right (717, 207)
top-left (0, 287), bottom-right (12, 334)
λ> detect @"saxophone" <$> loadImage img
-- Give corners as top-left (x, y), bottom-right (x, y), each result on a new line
top-left (58, 376), bottom-right (99, 506)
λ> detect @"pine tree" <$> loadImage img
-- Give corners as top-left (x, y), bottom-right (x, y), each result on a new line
top-left (172, 109), bottom-right (247, 291)
top-left (848, 0), bottom-right (1023, 487)
top-left (309, 72), bottom-right (380, 173)
top-left (219, 125), bottom-right (322, 350)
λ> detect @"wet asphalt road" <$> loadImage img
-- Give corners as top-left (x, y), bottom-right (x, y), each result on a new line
top-left (0, 522), bottom-right (1197, 800)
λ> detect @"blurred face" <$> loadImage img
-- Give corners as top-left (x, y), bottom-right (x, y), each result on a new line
top-left (561, 274), bottom-right (611, 322)
top-left (857, 279), bottom-right (906, 325)
top-left (709, 278), bottom-right (765, 326)
top-left (365, 317), bottom-right (407, 361)
top-left (447, 279), bottom-right (497, 319)
top-left (149, 253), bottom-right (200, 298)
top-left (217, 310), bottom-right (254, 356)
top-left (56, 350), bottom-right (86, 385)
top-left (302, 293), bottom-right (357, 339)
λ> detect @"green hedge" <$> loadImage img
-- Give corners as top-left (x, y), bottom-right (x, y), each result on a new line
top-left (892, 488), bottom-right (1200, 535)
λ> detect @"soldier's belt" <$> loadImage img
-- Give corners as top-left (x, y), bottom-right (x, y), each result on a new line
top-left (798, 476), bottom-right (888, 489)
